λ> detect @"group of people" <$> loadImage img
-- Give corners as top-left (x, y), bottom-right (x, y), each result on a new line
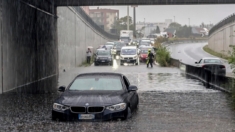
top-left (86, 47), bottom-right (154, 68)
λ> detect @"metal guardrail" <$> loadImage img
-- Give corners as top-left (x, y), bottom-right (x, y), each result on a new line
top-left (170, 58), bottom-right (234, 93)
top-left (209, 13), bottom-right (235, 36)
top-left (72, 7), bottom-right (119, 40)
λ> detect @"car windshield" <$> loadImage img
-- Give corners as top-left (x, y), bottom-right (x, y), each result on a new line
top-left (114, 44), bottom-right (125, 48)
top-left (106, 42), bottom-right (114, 45)
top-left (120, 37), bottom-right (129, 42)
top-left (140, 50), bottom-right (148, 54)
top-left (103, 45), bottom-right (113, 49)
top-left (97, 50), bottom-right (109, 55)
top-left (140, 42), bottom-right (151, 46)
top-left (69, 76), bottom-right (123, 91)
top-left (204, 59), bottom-right (222, 64)
top-left (121, 49), bottom-right (136, 55)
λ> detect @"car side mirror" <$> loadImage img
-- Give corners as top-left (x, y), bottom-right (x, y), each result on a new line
top-left (128, 85), bottom-right (138, 92)
top-left (195, 62), bottom-right (198, 64)
top-left (58, 86), bottom-right (66, 92)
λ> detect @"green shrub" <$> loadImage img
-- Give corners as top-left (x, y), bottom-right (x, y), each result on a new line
top-left (156, 46), bottom-right (171, 67)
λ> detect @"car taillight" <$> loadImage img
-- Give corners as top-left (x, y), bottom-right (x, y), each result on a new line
top-left (220, 65), bottom-right (226, 68)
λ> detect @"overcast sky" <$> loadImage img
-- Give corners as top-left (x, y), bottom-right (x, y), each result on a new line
top-left (90, 5), bottom-right (235, 26)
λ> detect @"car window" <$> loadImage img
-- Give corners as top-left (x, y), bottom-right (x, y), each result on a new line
top-left (204, 59), bottom-right (222, 64)
top-left (69, 76), bottom-right (123, 91)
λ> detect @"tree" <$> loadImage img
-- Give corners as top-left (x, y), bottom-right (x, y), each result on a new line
top-left (176, 25), bottom-right (192, 38)
top-left (200, 22), bottom-right (205, 28)
top-left (168, 22), bottom-right (182, 30)
top-left (111, 16), bottom-right (135, 35)
top-left (156, 26), bottom-right (160, 33)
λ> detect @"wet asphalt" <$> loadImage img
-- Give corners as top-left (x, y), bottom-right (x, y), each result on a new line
top-left (1, 58), bottom-right (235, 132)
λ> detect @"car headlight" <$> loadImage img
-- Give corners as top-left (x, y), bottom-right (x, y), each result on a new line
top-left (108, 57), bottom-right (112, 60)
top-left (53, 103), bottom-right (70, 111)
top-left (120, 56), bottom-right (124, 59)
top-left (106, 103), bottom-right (126, 111)
top-left (133, 56), bottom-right (138, 59)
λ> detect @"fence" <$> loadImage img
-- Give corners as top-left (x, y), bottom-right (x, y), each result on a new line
top-left (170, 58), bottom-right (234, 93)
top-left (209, 13), bottom-right (235, 36)
top-left (72, 7), bottom-right (119, 40)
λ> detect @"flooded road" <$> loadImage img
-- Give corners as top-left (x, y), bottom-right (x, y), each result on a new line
top-left (0, 63), bottom-right (235, 131)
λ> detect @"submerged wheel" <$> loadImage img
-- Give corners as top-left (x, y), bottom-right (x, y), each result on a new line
top-left (123, 107), bottom-right (132, 120)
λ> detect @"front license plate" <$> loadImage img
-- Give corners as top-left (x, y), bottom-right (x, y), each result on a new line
top-left (79, 114), bottom-right (95, 120)
top-left (102, 60), bottom-right (105, 62)
top-left (126, 60), bottom-right (130, 62)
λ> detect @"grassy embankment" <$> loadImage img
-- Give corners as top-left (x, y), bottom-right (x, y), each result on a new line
top-left (203, 45), bottom-right (229, 60)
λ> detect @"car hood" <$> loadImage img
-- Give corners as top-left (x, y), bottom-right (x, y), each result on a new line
top-left (56, 91), bottom-right (124, 106)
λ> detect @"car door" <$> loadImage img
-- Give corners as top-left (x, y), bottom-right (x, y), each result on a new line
top-left (123, 76), bottom-right (137, 111)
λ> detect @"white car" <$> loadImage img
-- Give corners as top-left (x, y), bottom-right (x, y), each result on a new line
top-left (120, 46), bottom-right (139, 65)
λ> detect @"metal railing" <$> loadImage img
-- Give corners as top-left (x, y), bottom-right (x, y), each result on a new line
top-left (72, 7), bottom-right (119, 40)
top-left (170, 58), bottom-right (234, 93)
top-left (209, 13), bottom-right (235, 36)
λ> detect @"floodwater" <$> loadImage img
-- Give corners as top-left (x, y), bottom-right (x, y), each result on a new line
top-left (0, 64), bottom-right (235, 131)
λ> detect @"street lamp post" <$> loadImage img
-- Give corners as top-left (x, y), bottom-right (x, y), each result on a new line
top-left (127, 6), bottom-right (129, 30)
top-left (188, 18), bottom-right (190, 27)
top-left (131, 5), bottom-right (138, 38)
top-left (174, 16), bottom-right (175, 23)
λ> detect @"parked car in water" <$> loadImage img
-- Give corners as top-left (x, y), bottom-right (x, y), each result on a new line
top-left (52, 72), bottom-right (139, 121)
top-left (94, 49), bottom-right (113, 66)
top-left (195, 57), bottom-right (226, 76)
top-left (120, 46), bottom-right (139, 65)
top-left (138, 47), bottom-right (155, 62)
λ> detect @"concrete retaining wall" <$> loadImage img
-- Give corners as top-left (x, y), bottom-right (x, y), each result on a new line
top-left (0, 0), bottom-right (58, 94)
top-left (208, 22), bottom-right (235, 56)
top-left (57, 7), bottom-right (111, 71)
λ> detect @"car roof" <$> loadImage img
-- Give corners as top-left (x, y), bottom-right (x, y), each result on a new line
top-left (140, 46), bottom-right (153, 49)
top-left (76, 72), bottom-right (124, 78)
top-left (202, 57), bottom-right (221, 60)
top-left (121, 46), bottom-right (137, 49)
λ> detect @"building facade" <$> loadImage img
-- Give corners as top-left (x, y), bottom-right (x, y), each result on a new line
top-left (89, 7), bottom-right (119, 32)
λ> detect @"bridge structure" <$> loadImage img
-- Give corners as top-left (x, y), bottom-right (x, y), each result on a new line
top-left (0, 0), bottom-right (235, 94)
top-left (54, 0), bottom-right (235, 6)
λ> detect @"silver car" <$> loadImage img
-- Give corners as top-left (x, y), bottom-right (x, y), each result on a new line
top-left (195, 57), bottom-right (226, 76)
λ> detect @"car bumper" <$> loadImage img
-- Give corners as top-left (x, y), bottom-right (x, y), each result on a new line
top-left (140, 57), bottom-right (147, 62)
top-left (52, 108), bottom-right (127, 121)
top-left (95, 60), bottom-right (112, 65)
top-left (120, 59), bottom-right (137, 63)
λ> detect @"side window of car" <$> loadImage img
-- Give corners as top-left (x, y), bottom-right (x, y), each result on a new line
top-left (123, 76), bottom-right (130, 89)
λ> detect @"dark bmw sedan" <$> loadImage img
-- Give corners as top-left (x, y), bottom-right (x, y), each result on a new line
top-left (94, 49), bottom-right (113, 66)
top-left (52, 73), bottom-right (139, 121)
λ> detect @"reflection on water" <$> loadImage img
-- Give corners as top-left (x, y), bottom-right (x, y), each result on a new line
top-left (125, 73), bottom-right (217, 92)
